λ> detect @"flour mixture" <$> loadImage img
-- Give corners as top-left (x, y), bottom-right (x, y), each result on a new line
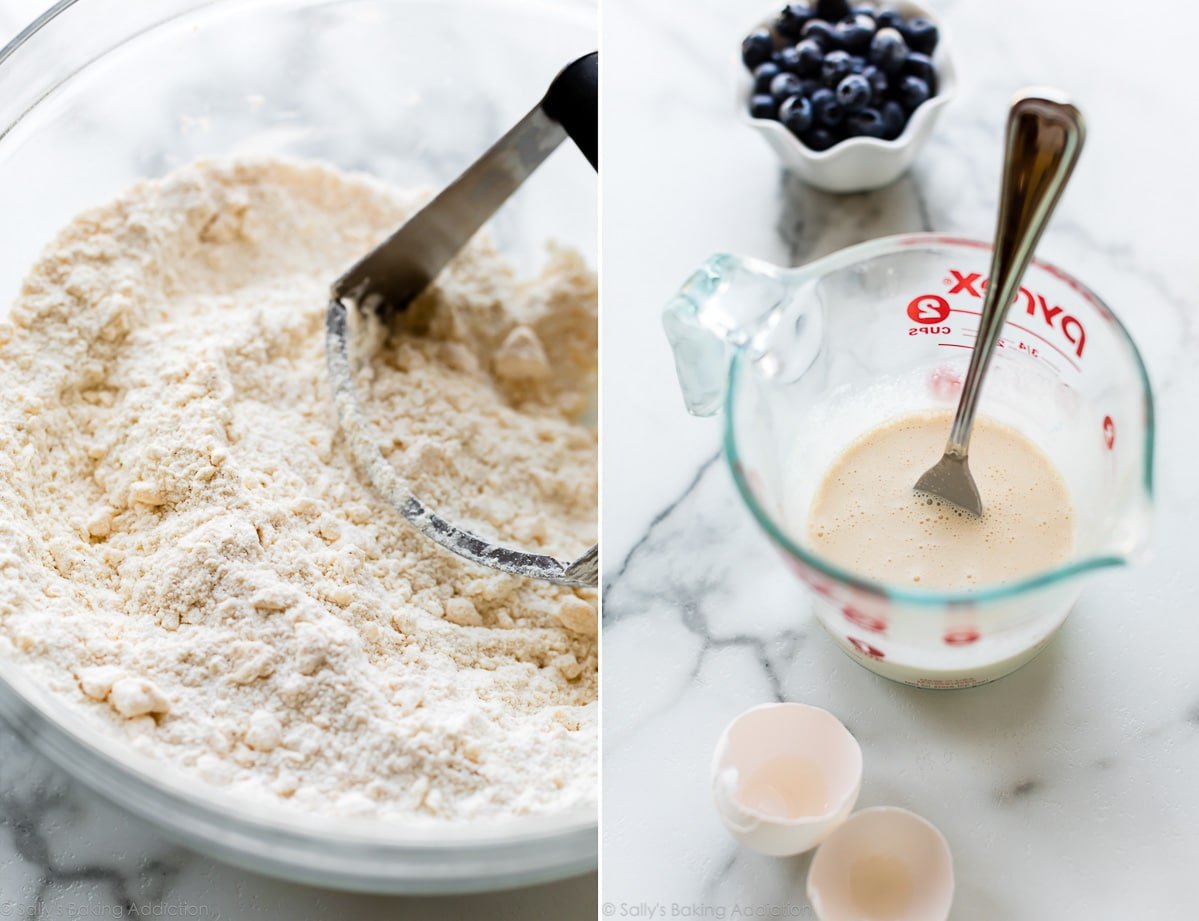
top-left (807, 411), bottom-right (1074, 589)
top-left (0, 158), bottom-right (597, 820)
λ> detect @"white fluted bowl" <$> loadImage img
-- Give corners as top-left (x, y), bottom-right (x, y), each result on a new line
top-left (737, 0), bottom-right (956, 193)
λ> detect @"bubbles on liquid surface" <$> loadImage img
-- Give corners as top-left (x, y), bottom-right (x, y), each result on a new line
top-left (804, 411), bottom-right (1074, 591)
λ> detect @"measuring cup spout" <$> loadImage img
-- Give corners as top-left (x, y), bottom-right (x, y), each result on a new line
top-left (663, 254), bottom-right (813, 416)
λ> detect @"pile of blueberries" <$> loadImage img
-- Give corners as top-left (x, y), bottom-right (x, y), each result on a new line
top-left (742, 0), bottom-right (940, 151)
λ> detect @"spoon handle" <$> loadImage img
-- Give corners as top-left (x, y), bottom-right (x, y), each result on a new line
top-left (946, 89), bottom-right (1086, 456)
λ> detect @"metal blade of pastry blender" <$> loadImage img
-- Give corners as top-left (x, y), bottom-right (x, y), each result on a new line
top-left (914, 88), bottom-right (1085, 516)
top-left (326, 52), bottom-right (598, 588)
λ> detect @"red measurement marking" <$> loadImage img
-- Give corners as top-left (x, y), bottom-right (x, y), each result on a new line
top-left (938, 340), bottom-right (1065, 376)
top-left (944, 628), bottom-right (981, 646)
top-left (1032, 256), bottom-right (1120, 328)
top-left (807, 573), bottom-right (834, 597)
top-left (842, 606), bottom-right (887, 634)
top-left (907, 237), bottom-right (1112, 309)
top-left (1103, 415), bottom-right (1115, 450)
top-left (847, 636), bottom-right (886, 660)
top-left (948, 308), bottom-right (1080, 371)
top-left (947, 270), bottom-right (983, 297)
top-left (929, 367), bottom-right (962, 400)
top-left (908, 294), bottom-right (951, 325)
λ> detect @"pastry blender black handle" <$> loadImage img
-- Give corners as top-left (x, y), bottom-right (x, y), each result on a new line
top-left (543, 51), bottom-right (598, 171)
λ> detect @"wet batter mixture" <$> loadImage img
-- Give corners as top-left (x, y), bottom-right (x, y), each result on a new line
top-left (807, 411), bottom-right (1074, 589)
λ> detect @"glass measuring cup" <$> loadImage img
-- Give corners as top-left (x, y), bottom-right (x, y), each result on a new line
top-left (663, 233), bottom-right (1153, 688)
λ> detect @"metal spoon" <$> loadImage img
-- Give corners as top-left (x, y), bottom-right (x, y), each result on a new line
top-left (914, 88), bottom-right (1085, 515)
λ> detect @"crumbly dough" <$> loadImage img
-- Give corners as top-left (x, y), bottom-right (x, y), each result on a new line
top-left (0, 158), bottom-right (597, 821)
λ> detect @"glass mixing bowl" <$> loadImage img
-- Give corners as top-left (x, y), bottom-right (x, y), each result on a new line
top-left (0, 0), bottom-right (596, 894)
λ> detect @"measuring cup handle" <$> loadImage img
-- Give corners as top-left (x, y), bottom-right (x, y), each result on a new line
top-left (662, 254), bottom-right (791, 416)
top-left (947, 89), bottom-right (1085, 455)
top-left (542, 52), bottom-right (598, 171)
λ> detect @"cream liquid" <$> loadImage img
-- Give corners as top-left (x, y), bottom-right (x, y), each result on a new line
top-left (737, 755), bottom-right (829, 819)
top-left (807, 411), bottom-right (1074, 589)
top-left (849, 854), bottom-right (914, 918)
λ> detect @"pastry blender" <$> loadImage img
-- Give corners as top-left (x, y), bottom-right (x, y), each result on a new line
top-left (326, 53), bottom-right (598, 587)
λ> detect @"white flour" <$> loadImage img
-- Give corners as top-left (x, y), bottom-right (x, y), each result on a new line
top-left (0, 158), bottom-right (597, 821)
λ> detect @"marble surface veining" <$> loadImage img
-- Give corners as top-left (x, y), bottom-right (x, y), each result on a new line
top-left (0, 0), bottom-right (596, 916)
top-left (0, 721), bottom-right (597, 919)
top-left (602, 0), bottom-right (1197, 918)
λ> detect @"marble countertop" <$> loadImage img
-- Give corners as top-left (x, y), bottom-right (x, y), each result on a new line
top-left (602, 0), bottom-right (1197, 918)
top-left (0, 721), bottom-right (596, 920)
top-left (0, 1), bottom-right (596, 917)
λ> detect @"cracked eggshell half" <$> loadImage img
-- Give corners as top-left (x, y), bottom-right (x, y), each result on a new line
top-left (807, 806), bottom-right (954, 921)
top-left (711, 702), bottom-right (862, 856)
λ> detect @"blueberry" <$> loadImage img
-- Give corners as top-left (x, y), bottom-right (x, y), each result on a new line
top-left (897, 74), bottom-right (931, 110)
top-left (779, 94), bottom-right (815, 135)
top-left (749, 93), bottom-right (779, 119)
top-left (836, 73), bottom-right (872, 111)
top-left (835, 14), bottom-right (876, 53)
top-left (869, 27), bottom-right (907, 75)
top-left (810, 86), bottom-right (845, 126)
top-left (851, 4), bottom-right (877, 16)
top-left (775, 45), bottom-right (803, 72)
top-left (875, 9), bottom-right (904, 31)
top-left (850, 54), bottom-right (868, 73)
top-left (803, 127), bottom-right (838, 151)
top-left (753, 61), bottom-right (782, 93)
top-left (861, 64), bottom-right (888, 103)
top-left (816, 0), bottom-right (851, 20)
top-left (799, 77), bottom-right (823, 97)
top-left (846, 107), bottom-right (887, 138)
top-left (742, 29), bottom-right (776, 69)
top-left (880, 99), bottom-right (906, 139)
top-left (902, 17), bottom-right (939, 55)
top-left (775, 3), bottom-right (815, 40)
top-left (801, 18), bottom-right (841, 49)
top-left (770, 72), bottom-right (806, 101)
top-left (903, 52), bottom-right (936, 90)
top-left (821, 49), bottom-right (853, 85)
top-left (795, 39), bottom-right (825, 76)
